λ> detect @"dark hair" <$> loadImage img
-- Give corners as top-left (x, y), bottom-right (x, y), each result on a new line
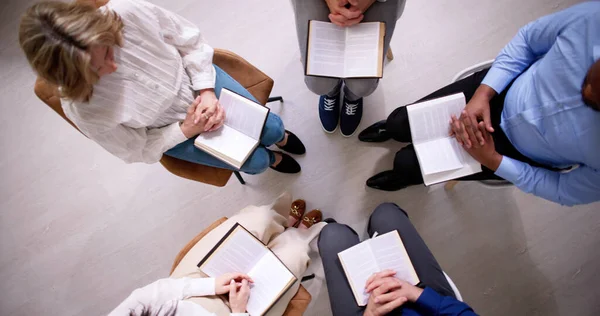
top-left (129, 303), bottom-right (178, 316)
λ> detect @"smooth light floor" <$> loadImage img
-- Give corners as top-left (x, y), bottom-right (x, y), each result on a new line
top-left (1, 0), bottom-right (598, 315)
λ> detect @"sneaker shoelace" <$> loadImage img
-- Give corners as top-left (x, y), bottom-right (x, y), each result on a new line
top-left (324, 98), bottom-right (336, 111)
top-left (344, 101), bottom-right (358, 115)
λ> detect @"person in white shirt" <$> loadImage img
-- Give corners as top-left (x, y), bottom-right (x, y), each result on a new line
top-left (110, 275), bottom-right (252, 316)
top-left (19, 0), bottom-right (306, 174)
top-left (110, 193), bottom-right (327, 315)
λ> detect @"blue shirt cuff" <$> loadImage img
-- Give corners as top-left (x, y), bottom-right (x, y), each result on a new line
top-left (481, 66), bottom-right (517, 94)
top-left (414, 287), bottom-right (444, 313)
top-left (494, 156), bottom-right (520, 184)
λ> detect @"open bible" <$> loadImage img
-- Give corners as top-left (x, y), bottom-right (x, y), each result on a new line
top-left (197, 223), bottom-right (297, 316)
top-left (194, 89), bottom-right (269, 169)
top-left (305, 20), bottom-right (386, 78)
top-left (338, 231), bottom-right (420, 306)
top-left (407, 93), bottom-right (482, 186)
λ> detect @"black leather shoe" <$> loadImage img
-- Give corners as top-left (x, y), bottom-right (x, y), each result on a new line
top-left (366, 170), bottom-right (411, 191)
top-left (270, 152), bottom-right (301, 174)
top-left (358, 120), bottom-right (391, 143)
top-left (277, 130), bottom-right (306, 155)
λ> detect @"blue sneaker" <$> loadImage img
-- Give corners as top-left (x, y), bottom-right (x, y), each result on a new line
top-left (319, 94), bottom-right (340, 133)
top-left (340, 96), bottom-right (363, 137)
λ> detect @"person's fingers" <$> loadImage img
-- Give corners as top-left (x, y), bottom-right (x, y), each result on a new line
top-left (344, 14), bottom-right (364, 26)
top-left (365, 270), bottom-right (395, 289)
top-left (377, 297), bottom-right (409, 315)
top-left (374, 290), bottom-right (406, 305)
top-left (337, 6), bottom-right (362, 19)
top-left (347, 0), bottom-right (359, 5)
top-left (234, 273), bottom-right (253, 283)
top-left (240, 279), bottom-right (250, 296)
top-left (377, 279), bottom-right (402, 294)
top-left (462, 112), bottom-right (481, 148)
top-left (188, 96), bottom-right (201, 115)
top-left (479, 122), bottom-right (492, 143)
top-left (451, 115), bottom-right (467, 146)
top-left (483, 108), bottom-right (494, 133)
top-left (229, 280), bottom-right (237, 297)
top-left (328, 13), bottom-right (348, 26)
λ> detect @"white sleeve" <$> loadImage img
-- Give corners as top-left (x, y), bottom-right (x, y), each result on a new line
top-left (108, 278), bottom-right (216, 316)
top-left (141, 0), bottom-right (216, 91)
top-left (76, 118), bottom-right (187, 164)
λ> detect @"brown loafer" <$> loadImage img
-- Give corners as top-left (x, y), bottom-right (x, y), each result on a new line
top-left (290, 199), bottom-right (306, 228)
top-left (301, 209), bottom-right (323, 229)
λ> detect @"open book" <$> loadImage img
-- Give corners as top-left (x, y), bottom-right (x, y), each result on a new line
top-left (407, 93), bottom-right (482, 186)
top-left (194, 89), bottom-right (269, 169)
top-left (197, 223), bottom-right (297, 316)
top-left (306, 20), bottom-right (385, 78)
top-left (338, 231), bottom-right (420, 306)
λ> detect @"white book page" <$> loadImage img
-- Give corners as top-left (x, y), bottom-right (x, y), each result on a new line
top-left (220, 89), bottom-right (268, 140)
top-left (338, 242), bottom-right (379, 306)
top-left (414, 138), bottom-right (464, 175)
top-left (194, 125), bottom-right (258, 168)
top-left (422, 158), bottom-right (482, 186)
top-left (307, 21), bottom-right (346, 78)
top-left (246, 252), bottom-right (295, 315)
top-left (407, 93), bottom-right (466, 144)
top-left (369, 231), bottom-right (420, 286)
top-left (343, 22), bottom-right (380, 77)
top-left (200, 227), bottom-right (267, 278)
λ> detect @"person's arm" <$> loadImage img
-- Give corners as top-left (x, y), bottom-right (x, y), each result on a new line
top-left (413, 287), bottom-right (478, 316)
top-left (108, 278), bottom-right (215, 316)
top-left (73, 117), bottom-right (188, 164)
top-left (482, 3), bottom-right (592, 93)
top-left (495, 157), bottom-right (600, 206)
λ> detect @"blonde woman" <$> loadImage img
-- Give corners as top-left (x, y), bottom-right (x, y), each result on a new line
top-left (19, 0), bottom-right (306, 174)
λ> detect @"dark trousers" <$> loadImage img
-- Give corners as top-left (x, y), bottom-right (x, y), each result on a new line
top-left (385, 68), bottom-right (542, 185)
top-left (318, 203), bottom-right (455, 316)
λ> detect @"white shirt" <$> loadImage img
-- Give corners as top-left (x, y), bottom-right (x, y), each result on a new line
top-left (62, 0), bottom-right (214, 164)
top-left (108, 277), bottom-right (248, 316)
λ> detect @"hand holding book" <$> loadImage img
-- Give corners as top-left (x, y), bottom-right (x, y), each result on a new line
top-left (214, 272), bottom-right (254, 294)
top-left (364, 270), bottom-right (424, 316)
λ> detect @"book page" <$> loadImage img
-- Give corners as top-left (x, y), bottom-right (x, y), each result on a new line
top-left (344, 22), bottom-right (381, 78)
top-left (414, 138), bottom-right (464, 175)
top-left (306, 21), bottom-right (346, 78)
top-left (220, 89), bottom-right (268, 140)
top-left (338, 242), bottom-right (378, 306)
top-left (246, 252), bottom-right (295, 315)
top-left (422, 158), bottom-right (482, 186)
top-left (369, 231), bottom-right (420, 286)
top-left (407, 93), bottom-right (466, 144)
top-left (200, 227), bottom-right (267, 277)
top-left (194, 125), bottom-right (258, 168)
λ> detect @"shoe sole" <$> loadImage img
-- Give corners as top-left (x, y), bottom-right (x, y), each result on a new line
top-left (321, 124), bottom-right (338, 134)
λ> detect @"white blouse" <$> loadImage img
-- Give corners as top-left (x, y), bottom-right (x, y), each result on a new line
top-left (62, 0), bottom-right (214, 164)
top-left (108, 277), bottom-right (248, 316)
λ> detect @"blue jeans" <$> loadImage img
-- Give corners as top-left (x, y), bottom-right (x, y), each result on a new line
top-left (165, 65), bottom-right (284, 174)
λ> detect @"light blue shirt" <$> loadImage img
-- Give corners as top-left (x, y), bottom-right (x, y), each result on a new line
top-left (482, 2), bottom-right (600, 206)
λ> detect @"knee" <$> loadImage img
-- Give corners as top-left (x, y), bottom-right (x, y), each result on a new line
top-left (386, 107), bottom-right (411, 141)
top-left (370, 203), bottom-right (408, 227)
top-left (305, 76), bottom-right (341, 96)
top-left (344, 79), bottom-right (379, 98)
top-left (242, 148), bottom-right (271, 174)
top-left (393, 146), bottom-right (417, 170)
top-left (318, 223), bottom-right (356, 253)
top-left (261, 114), bottom-right (285, 145)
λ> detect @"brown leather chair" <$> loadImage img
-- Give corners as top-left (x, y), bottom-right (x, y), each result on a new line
top-left (34, 47), bottom-right (280, 187)
top-left (170, 217), bottom-right (312, 315)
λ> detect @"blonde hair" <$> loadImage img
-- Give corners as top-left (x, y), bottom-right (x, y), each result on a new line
top-left (19, 1), bottom-right (124, 102)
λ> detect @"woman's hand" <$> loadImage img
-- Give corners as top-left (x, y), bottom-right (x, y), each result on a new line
top-left (197, 90), bottom-right (226, 132)
top-left (214, 273), bottom-right (253, 295)
top-left (229, 279), bottom-right (251, 314)
top-left (325, 0), bottom-right (363, 26)
top-left (180, 96), bottom-right (208, 138)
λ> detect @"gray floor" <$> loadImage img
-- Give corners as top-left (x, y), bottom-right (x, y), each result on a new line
top-left (1, 0), bottom-right (599, 315)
